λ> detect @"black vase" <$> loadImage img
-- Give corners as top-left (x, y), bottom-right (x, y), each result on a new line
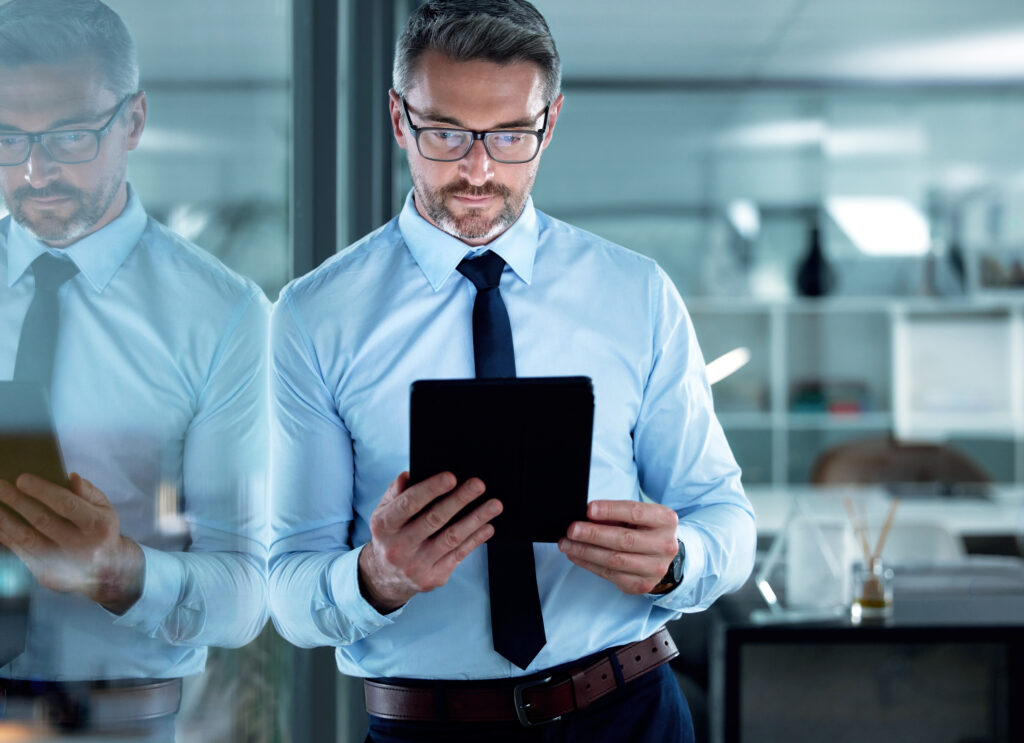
top-left (796, 224), bottom-right (835, 296)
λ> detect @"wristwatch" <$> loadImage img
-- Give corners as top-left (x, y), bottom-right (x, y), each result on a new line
top-left (649, 539), bottom-right (685, 595)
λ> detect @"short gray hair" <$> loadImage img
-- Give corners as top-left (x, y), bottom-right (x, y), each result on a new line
top-left (394, 0), bottom-right (561, 105)
top-left (0, 0), bottom-right (139, 99)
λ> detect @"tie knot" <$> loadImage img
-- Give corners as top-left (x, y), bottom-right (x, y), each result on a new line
top-left (31, 253), bottom-right (79, 291)
top-left (457, 250), bottom-right (506, 291)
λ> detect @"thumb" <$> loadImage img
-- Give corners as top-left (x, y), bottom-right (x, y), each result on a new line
top-left (377, 472), bottom-right (410, 506)
top-left (69, 473), bottom-right (109, 506)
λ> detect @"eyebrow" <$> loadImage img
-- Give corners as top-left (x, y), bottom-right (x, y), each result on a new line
top-left (417, 107), bottom-right (542, 130)
top-left (0, 108), bottom-right (109, 133)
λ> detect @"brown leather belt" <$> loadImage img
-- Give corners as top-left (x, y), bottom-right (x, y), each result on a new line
top-left (0, 678), bottom-right (182, 728)
top-left (364, 626), bottom-right (678, 727)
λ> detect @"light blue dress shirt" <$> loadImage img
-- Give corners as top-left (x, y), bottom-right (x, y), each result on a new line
top-left (269, 192), bottom-right (756, 679)
top-left (0, 187), bottom-right (269, 681)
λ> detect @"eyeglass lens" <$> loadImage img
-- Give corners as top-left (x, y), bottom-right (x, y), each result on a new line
top-left (0, 131), bottom-right (100, 166)
top-left (417, 129), bottom-right (540, 163)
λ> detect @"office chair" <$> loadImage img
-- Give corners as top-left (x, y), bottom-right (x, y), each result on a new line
top-left (810, 435), bottom-right (990, 492)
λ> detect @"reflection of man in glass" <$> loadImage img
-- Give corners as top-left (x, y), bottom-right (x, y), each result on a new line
top-left (0, 0), bottom-right (268, 737)
top-left (270, 1), bottom-right (755, 740)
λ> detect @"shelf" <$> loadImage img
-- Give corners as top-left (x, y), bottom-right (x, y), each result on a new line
top-left (718, 412), bottom-right (774, 429)
top-left (697, 299), bottom-right (1024, 485)
top-left (688, 295), bottom-right (1024, 314)
top-left (786, 412), bottom-right (893, 430)
top-left (718, 412), bottom-right (893, 430)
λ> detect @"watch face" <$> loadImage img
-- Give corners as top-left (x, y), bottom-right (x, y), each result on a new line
top-left (671, 541), bottom-right (684, 582)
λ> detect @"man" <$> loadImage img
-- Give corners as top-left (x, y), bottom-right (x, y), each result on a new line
top-left (269, 1), bottom-right (755, 740)
top-left (0, 0), bottom-right (268, 737)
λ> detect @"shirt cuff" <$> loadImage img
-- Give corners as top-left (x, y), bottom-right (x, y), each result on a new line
top-left (112, 544), bottom-right (186, 633)
top-left (651, 522), bottom-right (705, 608)
top-left (324, 544), bottom-right (402, 636)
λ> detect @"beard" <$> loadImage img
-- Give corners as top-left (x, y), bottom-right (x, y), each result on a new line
top-left (7, 171), bottom-right (122, 245)
top-left (412, 171), bottom-right (535, 243)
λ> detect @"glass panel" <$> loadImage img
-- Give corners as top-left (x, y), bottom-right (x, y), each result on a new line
top-left (109, 3), bottom-right (291, 741)
top-left (110, 0), bottom-right (292, 299)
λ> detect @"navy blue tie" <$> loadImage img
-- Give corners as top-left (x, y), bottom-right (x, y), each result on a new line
top-left (4, 253), bottom-right (77, 666)
top-left (14, 253), bottom-right (79, 390)
top-left (457, 251), bottom-right (547, 670)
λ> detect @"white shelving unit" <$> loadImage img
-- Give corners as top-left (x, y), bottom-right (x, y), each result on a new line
top-left (688, 296), bottom-right (1024, 486)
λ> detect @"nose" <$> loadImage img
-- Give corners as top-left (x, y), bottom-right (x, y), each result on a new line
top-left (23, 139), bottom-right (60, 189)
top-left (458, 138), bottom-right (493, 187)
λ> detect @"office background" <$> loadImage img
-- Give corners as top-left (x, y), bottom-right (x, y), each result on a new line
top-left (2, 0), bottom-right (1021, 741)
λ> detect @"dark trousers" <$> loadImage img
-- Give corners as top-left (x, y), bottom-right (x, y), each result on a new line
top-left (365, 664), bottom-right (694, 743)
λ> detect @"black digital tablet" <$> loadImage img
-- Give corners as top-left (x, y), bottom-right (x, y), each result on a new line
top-left (0, 380), bottom-right (68, 487)
top-left (409, 376), bottom-right (594, 542)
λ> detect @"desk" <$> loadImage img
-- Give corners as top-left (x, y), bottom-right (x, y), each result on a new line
top-left (705, 487), bottom-right (1024, 742)
top-left (746, 485), bottom-right (1024, 537)
top-left (712, 618), bottom-right (1024, 743)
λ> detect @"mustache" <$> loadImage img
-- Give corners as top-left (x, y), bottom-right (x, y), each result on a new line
top-left (439, 181), bottom-right (511, 199)
top-left (12, 183), bottom-right (81, 201)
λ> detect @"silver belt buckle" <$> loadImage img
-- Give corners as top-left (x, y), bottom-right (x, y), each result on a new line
top-left (512, 675), bottom-right (560, 727)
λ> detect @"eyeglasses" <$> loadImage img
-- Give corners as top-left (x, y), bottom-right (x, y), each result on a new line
top-left (0, 94), bottom-right (134, 167)
top-left (402, 97), bottom-right (549, 164)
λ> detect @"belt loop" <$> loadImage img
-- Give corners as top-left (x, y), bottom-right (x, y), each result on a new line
top-left (569, 668), bottom-right (590, 711)
top-left (431, 680), bottom-right (448, 723)
top-left (607, 649), bottom-right (626, 689)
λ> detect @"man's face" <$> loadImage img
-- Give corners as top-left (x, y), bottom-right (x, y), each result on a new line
top-left (390, 50), bottom-right (563, 246)
top-left (0, 60), bottom-right (145, 247)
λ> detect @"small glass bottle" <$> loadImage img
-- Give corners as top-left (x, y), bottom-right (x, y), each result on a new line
top-left (850, 557), bottom-right (894, 623)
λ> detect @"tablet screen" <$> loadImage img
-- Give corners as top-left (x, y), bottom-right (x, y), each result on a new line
top-left (0, 381), bottom-right (68, 487)
top-left (410, 376), bottom-right (594, 543)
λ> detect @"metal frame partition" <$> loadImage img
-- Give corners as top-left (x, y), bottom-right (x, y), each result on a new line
top-left (288, 0), bottom-right (407, 740)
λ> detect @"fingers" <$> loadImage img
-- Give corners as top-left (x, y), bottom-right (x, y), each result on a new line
top-left (562, 553), bottom-right (659, 595)
top-left (411, 478), bottom-right (490, 541)
top-left (559, 500), bottom-right (680, 596)
top-left (428, 496), bottom-right (501, 555)
top-left (432, 522), bottom-right (495, 575)
top-left (587, 499), bottom-right (678, 530)
top-left (376, 471), bottom-right (410, 508)
top-left (0, 495), bottom-right (54, 559)
top-left (371, 471), bottom-right (458, 535)
top-left (558, 538), bottom-right (667, 580)
top-left (69, 474), bottom-right (110, 507)
top-left (15, 474), bottom-right (100, 531)
top-left (0, 478), bottom-right (77, 544)
top-left (565, 520), bottom-right (676, 556)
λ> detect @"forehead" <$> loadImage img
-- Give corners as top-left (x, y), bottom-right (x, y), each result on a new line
top-left (405, 50), bottom-right (547, 127)
top-left (0, 60), bottom-right (114, 129)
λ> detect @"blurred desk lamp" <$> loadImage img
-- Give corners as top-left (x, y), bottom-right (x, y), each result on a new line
top-left (706, 346), bottom-right (750, 386)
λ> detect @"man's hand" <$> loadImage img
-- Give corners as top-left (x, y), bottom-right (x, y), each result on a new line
top-left (358, 471), bottom-right (502, 614)
top-left (0, 473), bottom-right (144, 614)
top-left (558, 499), bottom-right (679, 595)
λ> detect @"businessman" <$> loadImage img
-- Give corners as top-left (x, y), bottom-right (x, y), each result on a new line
top-left (270, 1), bottom-right (755, 740)
top-left (0, 0), bottom-right (268, 737)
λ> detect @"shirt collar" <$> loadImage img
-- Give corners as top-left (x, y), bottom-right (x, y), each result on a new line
top-left (398, 189), bottom-right (539, 292)
top-left (6, 184), bottom-right (147, 292)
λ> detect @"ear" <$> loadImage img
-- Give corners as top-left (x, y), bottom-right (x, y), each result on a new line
top-left (540, 93), bottom-right (564, 152)
top-left (388, 89), bottom-right (409, 151)
top-left (124, 91), bottom-right (147, 152)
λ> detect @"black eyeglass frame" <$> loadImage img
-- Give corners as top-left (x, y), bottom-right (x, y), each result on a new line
top-left (0, 93), bottom-right (137, 167)
top-left (401, 97), bottom-right (550, 164)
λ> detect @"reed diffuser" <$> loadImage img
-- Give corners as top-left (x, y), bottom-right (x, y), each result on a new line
top-left (844, 497), bottom-right (900, 623)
